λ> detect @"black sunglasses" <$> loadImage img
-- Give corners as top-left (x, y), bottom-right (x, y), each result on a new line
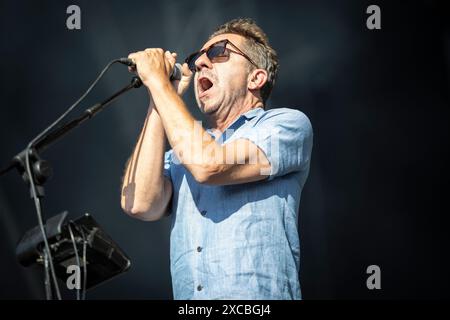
top-left (185, 39), bottom-right (258, 72)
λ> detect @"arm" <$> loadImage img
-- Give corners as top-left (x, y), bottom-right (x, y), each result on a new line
top-left (150, 80), bottom-right (271, 185)
top-left (121, 99), bottom-right (172, 221)
top-left (121, 50), bottom-right (192, 220)
top-left (129, 49), bottom-right (271, 185)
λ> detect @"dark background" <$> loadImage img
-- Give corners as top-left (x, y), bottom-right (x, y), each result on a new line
top-left (0, 0), bottom-right (449, 299)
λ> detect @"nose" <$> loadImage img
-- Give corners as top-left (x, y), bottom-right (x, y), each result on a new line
top-left (195, 51), bottom-right (213, 71)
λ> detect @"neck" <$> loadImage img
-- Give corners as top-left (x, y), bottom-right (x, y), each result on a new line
top-left (207, 95), bottom-right (263, 132)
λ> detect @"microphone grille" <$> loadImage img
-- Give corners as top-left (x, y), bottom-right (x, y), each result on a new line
top-left (171, 63), bottom-right (183, 81)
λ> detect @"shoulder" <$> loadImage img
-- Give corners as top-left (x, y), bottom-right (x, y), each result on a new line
top-left (253, 107), bottom-right (312, 132)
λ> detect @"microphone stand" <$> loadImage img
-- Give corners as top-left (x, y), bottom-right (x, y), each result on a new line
top-left (0, 76), bottom-right (142, 299)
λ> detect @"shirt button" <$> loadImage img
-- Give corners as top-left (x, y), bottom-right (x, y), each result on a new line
top-left (197, 246), bottom-right (202, 252)
top-left (200, 210), bottom-right (207, 216)
top-left (197, 285), bottom-right (203, 291)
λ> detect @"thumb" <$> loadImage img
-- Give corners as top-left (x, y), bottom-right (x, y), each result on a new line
top-left (181, 63), bottom-right (193, 77)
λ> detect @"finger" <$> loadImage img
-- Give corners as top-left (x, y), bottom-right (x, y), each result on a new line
top-left (182, 63), bottom-right (193, 77)
top-left (168, 51), bottom-right (178, 62)
top-left (128, 66), bottom-right (137, 73)
top-left (165, 50), bottom-right (176, 66)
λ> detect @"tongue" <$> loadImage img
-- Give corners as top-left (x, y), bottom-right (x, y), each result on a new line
top-left (201, 78), bottom-right (213, 91)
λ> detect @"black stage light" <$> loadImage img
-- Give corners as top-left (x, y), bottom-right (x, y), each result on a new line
top-left (16, 212), bottom-right (131, 291)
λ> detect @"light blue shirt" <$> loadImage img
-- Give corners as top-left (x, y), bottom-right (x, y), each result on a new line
top-left (163, 107), bottom-right (313, 300)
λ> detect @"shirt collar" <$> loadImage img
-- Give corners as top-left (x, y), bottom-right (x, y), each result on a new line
top-left (207, 107), bottom-right (264, 140)
top-left (240, 107), bottom-right (264, 120)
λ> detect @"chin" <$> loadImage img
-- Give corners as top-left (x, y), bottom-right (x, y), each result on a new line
top-left (200, 105), bottom-right (213, 115)
top-left (198, 100), bottom-right (218, 115)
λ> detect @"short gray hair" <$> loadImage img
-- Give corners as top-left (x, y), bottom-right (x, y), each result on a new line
top-left (209, 18), bottom-right (279, 104)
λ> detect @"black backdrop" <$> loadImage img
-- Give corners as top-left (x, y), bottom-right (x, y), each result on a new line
top-left (0, 0), bottom-right (449, 299)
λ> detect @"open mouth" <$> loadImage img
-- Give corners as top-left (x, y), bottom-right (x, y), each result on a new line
top-left (198, 76), bottom-right (214, 96)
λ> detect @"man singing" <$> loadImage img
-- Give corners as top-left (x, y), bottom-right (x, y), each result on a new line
top-left (121, 18), bottom-right (313, 300)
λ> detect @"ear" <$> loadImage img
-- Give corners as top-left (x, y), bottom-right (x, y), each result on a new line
top-left (248, 69), bottom-right (268, 91)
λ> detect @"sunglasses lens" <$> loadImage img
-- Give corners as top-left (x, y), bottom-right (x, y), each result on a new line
top-left (185, 41), bottom-right (229, 72)
top-left (207, 45), bottom-right (227, 61)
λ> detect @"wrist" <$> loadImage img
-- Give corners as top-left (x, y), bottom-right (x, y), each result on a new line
top-left (144, 76), bottom-right (171, 92)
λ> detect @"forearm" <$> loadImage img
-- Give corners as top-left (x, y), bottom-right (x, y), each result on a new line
top-left (147, 81), bottom-right (221, 182)
top-left (121, 100), bottom-right (171, 220)
top-left (126, 48), bottom-right (270, 187)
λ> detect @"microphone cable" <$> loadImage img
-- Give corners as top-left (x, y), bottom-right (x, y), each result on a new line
top-left (24, 58), bottom-right (125, 300)
top-left (68, 222), bottom-right (81, 300)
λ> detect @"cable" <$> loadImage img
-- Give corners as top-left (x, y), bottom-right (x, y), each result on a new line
top-left (24, 59), bottom-right (121, 300)
top-left (43, 248), bottom-right (52, 300)
top-left (23, 157), bottom-right (62, 299)
top-left (76, 224), bottom-right (88, 300)
top-left (68, 222), bottom-right (81, 300)
top-left (28, 59), bottom-right (121, 148)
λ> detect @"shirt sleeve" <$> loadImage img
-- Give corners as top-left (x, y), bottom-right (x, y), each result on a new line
top-left (242, 109), bottom-right (313, 181)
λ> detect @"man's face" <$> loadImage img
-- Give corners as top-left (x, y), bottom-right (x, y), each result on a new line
top-left (193, 33), bottom-right (251, 115)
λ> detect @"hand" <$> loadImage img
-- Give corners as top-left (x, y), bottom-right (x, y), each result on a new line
top-left (169, 58), bottom-right (193, 96)
top-left (128, 49), bottom-right (193, 96)
top-left (127, 48), bottom-right (173, 87)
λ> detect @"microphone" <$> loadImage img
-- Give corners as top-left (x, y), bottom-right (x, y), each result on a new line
top-left (118, 58), bottom-right (182, 81)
